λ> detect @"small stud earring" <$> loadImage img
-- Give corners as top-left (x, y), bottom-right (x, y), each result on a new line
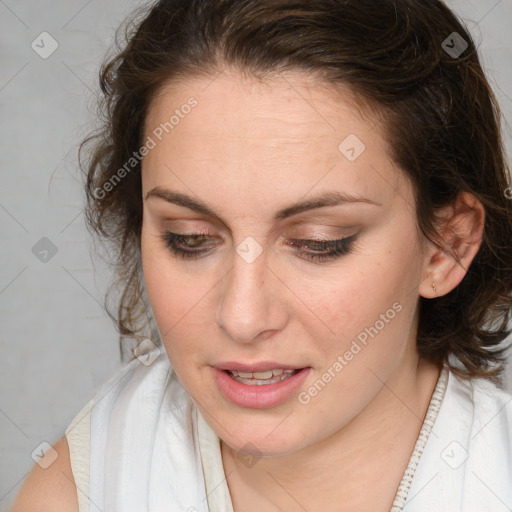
top-left (428, 270), bottom-right (437, 296)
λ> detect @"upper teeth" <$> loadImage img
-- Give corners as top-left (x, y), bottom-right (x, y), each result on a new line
top-left (230, 369), bottom-right (295, 379)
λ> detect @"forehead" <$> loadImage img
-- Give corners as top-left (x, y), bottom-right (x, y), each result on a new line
top-left (145, 69), bottom-right (378, 144)
top-left (141, 70), bottom-right (406, 214)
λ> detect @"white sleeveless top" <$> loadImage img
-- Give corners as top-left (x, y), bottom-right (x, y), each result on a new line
top-left (65, 347), bottom-right (512, 511)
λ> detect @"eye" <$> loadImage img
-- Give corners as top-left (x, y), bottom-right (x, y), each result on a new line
top-left (159, 231), bottom-right (214, 260)
top-left (159, 231), bottom-right (357, 262)
top-left (286, 234), bottom-right (357, 262)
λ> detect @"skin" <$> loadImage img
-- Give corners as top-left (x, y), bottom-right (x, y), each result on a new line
top-left (139, 69), bottom-right (484, 511)
top-left (10, 436), bottom-right (79, 511)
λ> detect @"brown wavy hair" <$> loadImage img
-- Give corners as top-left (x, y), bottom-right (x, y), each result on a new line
top-left (80, 0), bottom-right (512, 382)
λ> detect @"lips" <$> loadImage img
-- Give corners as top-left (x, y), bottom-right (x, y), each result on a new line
top-left (213, 365), bottom-right (312, 408)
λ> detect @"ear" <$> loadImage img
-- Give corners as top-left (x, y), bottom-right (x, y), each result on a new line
top-left (419, 191), bottom-right (485, 299)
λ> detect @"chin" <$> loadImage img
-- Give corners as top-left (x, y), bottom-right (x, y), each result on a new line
top-left (217, 417), bottom-right (310, 458)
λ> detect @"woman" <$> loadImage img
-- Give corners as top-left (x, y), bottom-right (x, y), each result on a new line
top-left (13, 0), bottom-right (512, 510)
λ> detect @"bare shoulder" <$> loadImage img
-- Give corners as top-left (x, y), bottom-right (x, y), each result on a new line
top-left (10, 435), bottom-right (79, 512)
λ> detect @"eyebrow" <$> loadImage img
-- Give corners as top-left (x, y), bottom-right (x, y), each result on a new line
top-left (145, 187), bottom-right (381, 222)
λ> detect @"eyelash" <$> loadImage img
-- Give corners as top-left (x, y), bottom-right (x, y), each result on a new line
top-left (159, 231), bottom-right (357, 262)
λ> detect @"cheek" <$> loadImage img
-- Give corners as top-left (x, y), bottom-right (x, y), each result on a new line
top-left (141, 229), bottom-right (185, 341)
top-left (299, 264), bottom-right (398, 341)
top-left (300, 242), bottom-right (421, 360)
top-left (141, 228), bottom-right (216, 365)
top-left (295, 262), bottom-right (416, 428)
top-left (141, 224), bottom-right (190, 320)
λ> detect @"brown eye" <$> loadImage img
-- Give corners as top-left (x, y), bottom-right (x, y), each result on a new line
top-left (287, 234), bottom-right (358, 262)
top-left (160, 231), bottom-right (213, 259)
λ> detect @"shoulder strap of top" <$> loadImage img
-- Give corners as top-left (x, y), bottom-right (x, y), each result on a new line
top-left (65, 398), bottom-right (93, 512)
top-left (196, 407), bottom-right (234, 512)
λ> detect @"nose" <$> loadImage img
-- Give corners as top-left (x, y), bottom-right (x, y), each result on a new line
top-left (214, 243), bottom-right (288, 344)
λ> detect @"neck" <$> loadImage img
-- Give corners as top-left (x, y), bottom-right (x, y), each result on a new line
top-left (221, 356), bottom-right (442, 512)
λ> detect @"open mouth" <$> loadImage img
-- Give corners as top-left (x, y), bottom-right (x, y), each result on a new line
top-left (225, 368), bottom-right (302, 385)
top-left (214, 366), bottom-right (312, 408)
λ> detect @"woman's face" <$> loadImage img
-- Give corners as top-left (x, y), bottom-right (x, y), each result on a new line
top-left (140, 70), bottom-right (431, 456)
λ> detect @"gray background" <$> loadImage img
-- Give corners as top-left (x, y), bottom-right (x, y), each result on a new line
top-left (1, 0), bottom-right (511, 508)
